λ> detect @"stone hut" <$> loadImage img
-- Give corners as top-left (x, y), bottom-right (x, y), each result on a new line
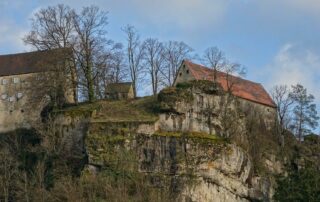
top-left (105, 82), bottom-right (134, 100)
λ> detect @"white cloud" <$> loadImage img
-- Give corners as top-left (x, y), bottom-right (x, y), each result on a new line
top-left (265, 43), bottom-right (320, 102)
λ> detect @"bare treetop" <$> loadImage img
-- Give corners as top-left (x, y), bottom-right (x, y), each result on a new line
top-left (202, 47), bottom-right (227, 81)
top-left (24, 4), bottom-right (76, 50)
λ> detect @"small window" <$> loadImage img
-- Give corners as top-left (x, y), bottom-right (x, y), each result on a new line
top-left (13, 77), bottom-right (20, 84)
top-left (9, 96), bottom-right (15, 102)
top-left (2, 79), bottom-right (8, 85)
top-left (1, 94), bottom-right (7, 100)
top-left (186, 70), bottom-right (189, 74)
top-left (17, 92), bottom-right (23, 99)
top-left (179, 73), bottom-right (182, 77)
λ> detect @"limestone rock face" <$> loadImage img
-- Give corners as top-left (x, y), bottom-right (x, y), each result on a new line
top-left (56, 85), bottom-right (280, 201)
top-left (181, 144), bottom-right (252, 202)
top-left (157, 91), bottom-right (250, 141)
top-left (83, 130), bottom-right (275, 201)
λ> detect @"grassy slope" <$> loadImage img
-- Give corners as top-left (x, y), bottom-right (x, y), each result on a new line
top-left (58, 96), bottom-right (159, 123)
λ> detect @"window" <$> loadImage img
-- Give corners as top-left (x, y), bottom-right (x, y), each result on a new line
top-left (13, 77), bottom-right (20, 84)
top-left (179, 73), bottom-right (182, 77)
top-left (1, 94), bottom-right (7, 100)
top-left (186, 69), bottom-right (189, 74)
top-left (17, 92), bottom-right (23, 99)
top-left (9, 96), bottom-right (15, 102)
top-left (2, 79), bottom-right (8, 85)
top-left (198, 95), bottom-right (204, 107)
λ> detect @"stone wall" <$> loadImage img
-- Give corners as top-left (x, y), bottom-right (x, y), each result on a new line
top-left (0, 72), bottom-right (75, 133)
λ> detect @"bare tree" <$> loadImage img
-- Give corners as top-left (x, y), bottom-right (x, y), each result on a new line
top-left (202, 47), bottom-right (246, 94)
top-left (24, 4), bottom-right (75, 49)
top-left (25, 4), bottom-right (115, 102)
top-left (108, 43), bottom-right (127, 84)
top-left (143, 38), bottom-right (164, 96)
top-left (24, 4), bottom-right (78, 102)
top-left (73, 6), bottom-right (109, 102)
top-left (270, 85), bottom-right (294, 134)
top-left (223, 62), bottom-right (246, 92)
top-left (202, 47), bottom-right (227, 82)
top-left (122, 25), bottom-right (145, 98)
top-left (93, 42), bottom-right (124, 99)
top-left (161, 41), bottom-right (193, 86)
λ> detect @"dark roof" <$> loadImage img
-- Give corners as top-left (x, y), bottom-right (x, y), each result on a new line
top-left (182, 60), bottom-right (276, 108)
top-left (106, 82), bottom-right (133, 94)
top-left (0, 48), bottom-right (73, 77)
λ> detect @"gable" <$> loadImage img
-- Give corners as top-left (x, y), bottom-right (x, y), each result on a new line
top-left (176, 60), bottom-right (276, 108)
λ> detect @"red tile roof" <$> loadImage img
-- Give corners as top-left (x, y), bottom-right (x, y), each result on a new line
top-left (0, 48), bottom-right (72, 77)
top-left (183, 60), bottom-right (276, 108)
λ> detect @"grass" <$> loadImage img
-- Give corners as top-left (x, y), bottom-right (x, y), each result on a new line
top-left (58, 96), bottom-right (160, 122)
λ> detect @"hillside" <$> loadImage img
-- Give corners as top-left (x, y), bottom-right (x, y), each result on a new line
top-left (0, 81), bottom-right (319, 201)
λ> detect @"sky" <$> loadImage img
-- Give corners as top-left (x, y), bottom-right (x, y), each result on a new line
top-left (1, 0), bottom-right (320, 111)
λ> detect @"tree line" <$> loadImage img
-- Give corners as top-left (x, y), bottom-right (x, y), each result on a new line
top-left (23, 4), bottom-right (194, 101)
top-left (271, 84), bottom-right (319, 141)
top-left (24, 4), bottom-right (319, 140)
top-left (23, 4), bottom-right (249, 102)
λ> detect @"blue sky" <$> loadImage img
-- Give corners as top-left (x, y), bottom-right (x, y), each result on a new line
top-left (1, 0), bottom-right (320, 107)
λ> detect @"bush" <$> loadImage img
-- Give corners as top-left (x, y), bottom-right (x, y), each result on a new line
top-left (274, 166), bottom-right (320, 202)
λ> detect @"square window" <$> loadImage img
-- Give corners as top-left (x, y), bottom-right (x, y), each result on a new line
top-left (2, 79), bottom-right (8, 85)
top-left (13, 77), bottom-right (20, 84)
top-left (17, 92), bottom-right (23, 99)
top-left (9, 96), bottom-right (15, 102)
top-left (1, 94), bottom-right (7, 100)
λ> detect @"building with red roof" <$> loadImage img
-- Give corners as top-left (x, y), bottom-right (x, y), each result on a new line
top-left (174, 60), bottom-right (277, 109)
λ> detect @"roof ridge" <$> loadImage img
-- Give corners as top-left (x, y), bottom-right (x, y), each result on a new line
top-left (0, 47), bottom-right (72, 58)
top-left (184, 59), bottom-right (261, 85)
top-left (182, 59), bottom-right (276, 108)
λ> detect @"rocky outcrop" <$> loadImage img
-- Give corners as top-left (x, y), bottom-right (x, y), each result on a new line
top-left (55, 82), bottom-right (281, 201)
top-left (83, 127), bottom-right (275, 201)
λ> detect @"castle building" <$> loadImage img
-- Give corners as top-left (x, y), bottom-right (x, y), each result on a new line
top-left (0, 48), bottom-right (76, 132)
top-left (174, 60), bottom-right (277, 115)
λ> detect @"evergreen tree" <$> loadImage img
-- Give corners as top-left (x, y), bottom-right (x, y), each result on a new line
top-left (289, 84), bottom-right (319, 141)
top-left (274, 166), bottom-right (320, 202)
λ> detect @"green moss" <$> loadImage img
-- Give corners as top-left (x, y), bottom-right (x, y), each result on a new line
top-left (304, 134), bottom-right (320, 145)
top-left (153, 131), bottom-right (182, 138)
top-left (158, 87), bottom-right (193, 112)
top-left (153, 131), bottom-right (226, 144)
top-left (55, 102), bottom-right (101, 118)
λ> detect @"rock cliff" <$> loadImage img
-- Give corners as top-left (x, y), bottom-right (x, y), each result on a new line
top-left (55, 81), bottom-right (284, 201)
